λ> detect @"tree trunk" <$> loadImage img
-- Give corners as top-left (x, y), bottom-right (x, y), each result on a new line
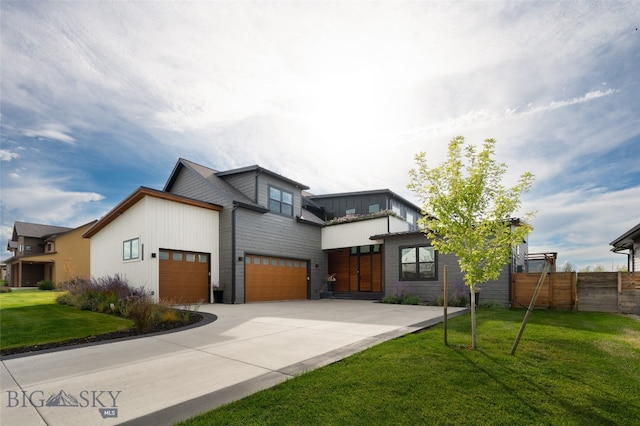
top-left (470, 287), bottom-right (477, 349)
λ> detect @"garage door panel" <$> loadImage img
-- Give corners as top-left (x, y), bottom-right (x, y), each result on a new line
top-left (245, 255), bottom-right (307, 302)
top-left (159, 250), bottom-right (209, 303)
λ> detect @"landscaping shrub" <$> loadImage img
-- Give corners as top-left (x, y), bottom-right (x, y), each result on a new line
top-left (428, 281), bottom-right (470, 307)
top-left (382, 283), bottom-right (424, 305)
top-left (127, 296), bottom-right (160, 332)
top-left (57, 274), bottom-right (193, 332)
top-left (0, 280), bottom-right (10, 293)
top-left (37, 280), bottom-right (56, 290)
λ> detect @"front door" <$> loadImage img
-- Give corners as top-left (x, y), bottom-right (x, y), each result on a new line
top-left (329, 245), bottom-right (383, 293)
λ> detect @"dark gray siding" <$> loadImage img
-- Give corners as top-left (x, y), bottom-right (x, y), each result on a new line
top-left (235, 208), bottom-right (325, 302)
top-left (170, 168), bottom-right (230, 206)
top-left (311, 192), bottom-right (421, 229)
top-left (168, 163), bottom-right (323, 303)
top-left (167, 167), bottom-right (236, 302)
top-left (383, 233), bottom-right (512, 307)
top-left (314, 194), bottom-right (389, 218)
top-left (219, 207), bottom-right (234, 303)
top-left (512, 236), bottom-right (528, 273)
top-left (220, 173), bottom-right (257, 202)
top-left (257, 174), bottom-right (305, 217)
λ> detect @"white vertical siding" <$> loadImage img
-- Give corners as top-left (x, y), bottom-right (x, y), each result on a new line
top-left (633, 241), bottom-right (639, 272)
top-left (89, 199), bottom-right (149, 290)
top-left (89, 196), bottom-right (219, 299)
top-left (321, 217), bottom-right (387, 249)
top-left (389, 216), bottom-right (410, 233)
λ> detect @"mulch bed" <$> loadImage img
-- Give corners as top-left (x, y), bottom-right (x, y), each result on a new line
top-left (1, 312), bottom-right (203, 357)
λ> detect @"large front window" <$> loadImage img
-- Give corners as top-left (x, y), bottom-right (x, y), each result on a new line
top-left (400, 246), bottom-right (436, 280)
top-left (269, 186), bottom-right (293, 216)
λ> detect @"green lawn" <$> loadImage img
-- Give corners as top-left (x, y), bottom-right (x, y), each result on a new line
top-left (0, 290), bottom-right (132, 351)
top-left (178, 309), bottom-right (640, 426)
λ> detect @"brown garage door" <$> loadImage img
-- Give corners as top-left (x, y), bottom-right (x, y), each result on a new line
top-left (159, 249), bottom-right (209, 303)
top-left (245, 255), bottom-right (308, 302)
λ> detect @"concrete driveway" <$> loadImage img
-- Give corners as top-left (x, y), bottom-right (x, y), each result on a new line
top-left (1, 300), bottom-right (467, 426)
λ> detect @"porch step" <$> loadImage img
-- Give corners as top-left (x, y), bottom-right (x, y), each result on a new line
top-left (331, 292), bottom-right (384, 301)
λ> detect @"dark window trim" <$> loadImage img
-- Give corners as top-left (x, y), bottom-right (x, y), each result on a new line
top-left (399, 244), bottom-right (437, 281)
top-left (268, 184), bottom-right (294, 217)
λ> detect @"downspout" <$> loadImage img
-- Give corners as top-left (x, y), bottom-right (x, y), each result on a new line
top-left (232, 202), bottom-right (238, 303)
top-left (612, 248), bottom-right (631, 272)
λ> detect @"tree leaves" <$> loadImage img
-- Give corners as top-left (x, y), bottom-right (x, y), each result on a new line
top-left (408, 136), bottom-right (534, 289)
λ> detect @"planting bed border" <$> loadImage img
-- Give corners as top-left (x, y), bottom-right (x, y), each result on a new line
top-left (1, 311), bottom-right (217, 360)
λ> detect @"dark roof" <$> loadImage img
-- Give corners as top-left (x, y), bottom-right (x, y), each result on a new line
top-left (307, 189), bottom-right (421, 212)
top-left (164, 159), bottom-right (269, 212)
top-left (216, 165), bottom-right (310, 190)
top-left (610, 222), bottom-right (640, 251)
top-left (84, 187), bottom-right (223, 238)
top-left (13, 221), bottom-right (73, 239)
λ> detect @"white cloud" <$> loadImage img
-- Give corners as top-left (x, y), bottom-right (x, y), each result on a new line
top-left (525, 186), bottom-right (640, 269)
top-left (2, 183), bottom-right (104, 225)
top-left (24, 128), bottom-right (76, 144)
top-left (0, 1), bottom-right (638, 271)
top-left (0, 149), bottom-right (20, 161)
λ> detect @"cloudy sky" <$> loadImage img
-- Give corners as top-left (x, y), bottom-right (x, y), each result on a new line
top-left (1, 1), bottom-right (638, 271)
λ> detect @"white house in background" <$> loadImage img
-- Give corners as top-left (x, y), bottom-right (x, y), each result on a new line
top-left (610, 222), bottom-right (640, 272)
top-left (83, 187), bottom-right (222, 303)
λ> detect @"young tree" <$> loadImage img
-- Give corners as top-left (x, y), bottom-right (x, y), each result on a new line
top-left (408, 136), bottom-right (534, 349)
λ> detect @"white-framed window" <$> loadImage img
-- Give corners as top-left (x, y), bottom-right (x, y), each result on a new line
top-left (123, 238), bottom-right (140, 261)
top-left (346, 208), bottom-right (356, 215)
top-left (269, 186), bottom-right (293, 216)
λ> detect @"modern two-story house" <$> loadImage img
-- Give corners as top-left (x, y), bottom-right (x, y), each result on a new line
top-left (83, 157), bottom-right (526, 306)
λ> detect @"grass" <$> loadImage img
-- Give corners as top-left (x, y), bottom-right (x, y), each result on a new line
top-left (178, 309), bottom-right (640, 426)
top-left (0, 290), bottom-right (132, 350)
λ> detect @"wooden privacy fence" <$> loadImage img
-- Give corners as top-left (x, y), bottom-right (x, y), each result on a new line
top-left (512, 272), bottom-right (640, 314)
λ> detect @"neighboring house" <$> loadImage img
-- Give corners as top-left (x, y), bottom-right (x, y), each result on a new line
top-left (610, 222), bottom-right (640, 272)
top-left (83, 157), bottom-right (527, 306)
top-left (83, 187), bottom-right (222, 303)
top-left (4, 220), bottom-right (95, 287)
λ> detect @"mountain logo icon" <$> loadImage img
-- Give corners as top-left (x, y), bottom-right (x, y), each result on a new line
top-left (45, 390), bottom-right (80, 407)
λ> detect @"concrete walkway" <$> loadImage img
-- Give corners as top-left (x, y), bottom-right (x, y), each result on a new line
top-left (1, 300), bottom-right (467, 426)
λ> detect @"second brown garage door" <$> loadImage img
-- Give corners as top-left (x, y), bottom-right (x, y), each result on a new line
top-left (245, 255), bottom-right (308, 302)
top-left (159, 249), bottom-right (210, 303)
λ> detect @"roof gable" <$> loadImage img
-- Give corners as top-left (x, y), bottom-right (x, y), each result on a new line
top-left (164, 158), bottom-right (269, 212)
top-left (83, 187), bottom-right (222, 238)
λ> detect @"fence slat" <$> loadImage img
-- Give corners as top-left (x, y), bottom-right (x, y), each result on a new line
top-left (512, 272), bottom-right (639, 313)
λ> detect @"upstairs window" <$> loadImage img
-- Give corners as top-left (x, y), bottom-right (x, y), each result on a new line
top-left (123, 238), bottom-right (140, 261)
top-left (400, 245), bottom-right (436, 280)
top-left (269, 186), bottom-right (293, 216)
top-left (369, 203), bottom-right (380, 213)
